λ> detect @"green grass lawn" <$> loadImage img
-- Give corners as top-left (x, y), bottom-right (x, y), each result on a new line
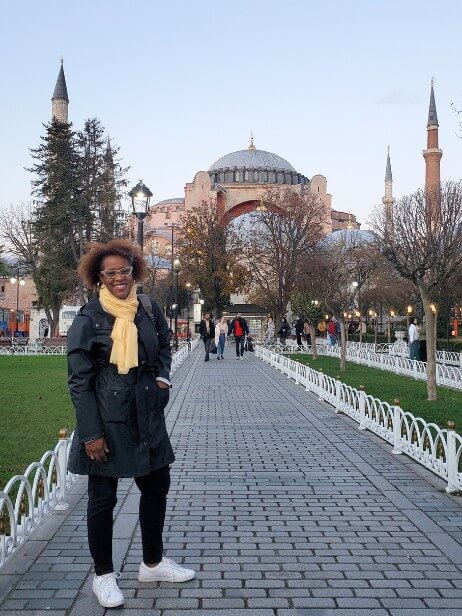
top-left (294, 354), bottom-right (462, 435)
top-left (0, 356), bottom-right (74, 489)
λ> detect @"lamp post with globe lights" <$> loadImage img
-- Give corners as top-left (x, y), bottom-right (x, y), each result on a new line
top-left (185, 282), bottom-right (192, 349)
top-left (129, 180), bottom-right (153, 294)
top-left (10, 267), bottom-right (26, 338)
top-left (173, 258), bottom-right (181, 351)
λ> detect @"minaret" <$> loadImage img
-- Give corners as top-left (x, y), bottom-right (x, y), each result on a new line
top-left (52, 59), bottom-right (69, 123)
top-left (382, 147), bottom-right (395, 232)
top-left (422, 80), bottom-right (442, 198)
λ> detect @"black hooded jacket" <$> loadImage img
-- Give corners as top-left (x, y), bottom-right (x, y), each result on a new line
top-left (67, 295), bottom-right (174, 477)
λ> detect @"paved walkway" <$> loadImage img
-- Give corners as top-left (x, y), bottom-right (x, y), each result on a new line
top-left (1, 346), bottom-right (462, 615)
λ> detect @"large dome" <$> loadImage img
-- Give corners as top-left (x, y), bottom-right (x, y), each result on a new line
top-left (208, 141), bottom-right (308, 186)
top-left (209, 149), bottom-right (295, 173)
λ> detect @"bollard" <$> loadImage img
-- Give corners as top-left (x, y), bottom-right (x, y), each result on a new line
top-left (54, 429), bottom-right (70, 512)
top-left (391, 399), bottom-right (403, 455)
top-left (335, 375), bottom-right (342, 414)
top-left (445, 421), bottom-right (459, 494)
top-left (358, 385), bottom-right (367, 430)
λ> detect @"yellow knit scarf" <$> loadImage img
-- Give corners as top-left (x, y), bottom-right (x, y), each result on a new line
top-left (99, 285), bottom-right (139, 374)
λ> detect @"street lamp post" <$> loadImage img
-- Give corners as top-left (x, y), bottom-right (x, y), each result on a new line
top-left (165, 222), bottom-right (180, 330)
top-left (388, 309), bottom-right (395, 343)
top-left (10, 267), bottom-right (26, 338)
top-left (173, 258), bottom-right (181, 351)
top-left (129, 179), bottom-right (153, 294)
top-left (406, 304), bottom-right (413, 332)
top-left (186, 282), bottom-right (191, 350)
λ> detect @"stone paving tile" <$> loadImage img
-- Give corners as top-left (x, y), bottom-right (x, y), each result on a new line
top-left (1, 346), bottom-right (462, 614)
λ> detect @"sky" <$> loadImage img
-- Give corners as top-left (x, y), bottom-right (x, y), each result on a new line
top-left (1, 0), bottom-right (461, 228)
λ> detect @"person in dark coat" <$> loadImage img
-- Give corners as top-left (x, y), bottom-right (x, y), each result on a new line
top-left (278, 317), bottom-right (291, 345)
top-left (67, 239), bottom-right (194, 609)
top-left (199, 312), bottom-right (215, 361)
top-left (295, 318), bottom-right (304, 347)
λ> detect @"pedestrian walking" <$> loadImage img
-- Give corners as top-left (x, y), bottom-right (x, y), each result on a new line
top-left (229, 312), bottom-right (249, 359)
top-left (408, 318), bottom-right (420, 360)
top-left (67, 239), bottom-right (194, 609)
top-left (215, 316), bottom-right (227, 359)
top-left (327, 318), bottom-right (337, 347)
top-left (264, 317), bottom-right (275, 343)
top-left (278, 317), bottom-right (291, 346)
top-left (199, 312), bottom-right (215, 361)
top-left (295, 317), bottom-right (304, 347)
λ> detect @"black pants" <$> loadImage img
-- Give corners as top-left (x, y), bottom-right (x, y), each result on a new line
top-left (203, 337), bottom-right (211, 360)
top-left (296, 333), bottom-right (302, 346)
top-left (235, 335), bottom-right (244, 356)
top-left (87, 466), bottom-right (170, 576)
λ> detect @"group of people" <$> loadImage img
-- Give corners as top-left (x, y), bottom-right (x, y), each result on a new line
top-left (199, 312), bottom-right (252, 360)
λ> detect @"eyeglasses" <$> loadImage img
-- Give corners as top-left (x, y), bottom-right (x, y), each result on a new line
top-left (100, 266), bottom-right (133, 279)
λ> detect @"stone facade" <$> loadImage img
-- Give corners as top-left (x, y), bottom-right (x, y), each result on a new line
top-left (140, 140), bottom-right (360, 258)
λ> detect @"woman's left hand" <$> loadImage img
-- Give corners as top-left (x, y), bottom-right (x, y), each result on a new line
top-left (157, 381), bottom-right (169, 389)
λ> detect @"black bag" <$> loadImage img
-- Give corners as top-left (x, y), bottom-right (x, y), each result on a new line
top-left (210, 339), bottom-right (217, 354)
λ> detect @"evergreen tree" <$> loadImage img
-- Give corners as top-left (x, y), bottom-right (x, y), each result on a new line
top-left (76, 119), bottom-right (129, 244)
top-left (27, 118), bottom-right (81, 332)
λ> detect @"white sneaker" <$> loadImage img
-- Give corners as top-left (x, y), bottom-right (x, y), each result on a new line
top-left (138, 558), bottom-right (195, 583)
top-left (92, 572), bottom-right (124, 608)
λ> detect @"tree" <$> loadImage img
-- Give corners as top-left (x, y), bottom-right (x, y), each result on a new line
top-left (25, 118), bottom-right (82, 333)
top-left (372, 182), bottom-right (462, 400)
top-left (290, 289), bottom-right (324, 359)
top-left (76, 120), bottom-right (129, 245)
top-left (176, 199), bottom-right (248, 316)
top-left (0, 243), bottom-right (9, 276)
top-left (244, 187), bottom-right (328, 328)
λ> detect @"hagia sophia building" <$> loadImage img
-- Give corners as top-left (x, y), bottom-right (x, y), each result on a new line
top-left (50, 61), bottom-right (362, 266)
top-left (0, 63), bottom-right (442, 338)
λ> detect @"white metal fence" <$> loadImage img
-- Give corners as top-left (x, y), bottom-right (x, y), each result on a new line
top-left (256, 346), bottom-right (462, 494)
top-left (263, 342), bottom-right (462, 391)
top-left (0, 339), bottom-right (198, 569)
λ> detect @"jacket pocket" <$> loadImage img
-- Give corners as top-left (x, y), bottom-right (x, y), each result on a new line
top-left (148, 384), bottom-right (170, 417)
top-left (98, 385), bottom-right (134, 423)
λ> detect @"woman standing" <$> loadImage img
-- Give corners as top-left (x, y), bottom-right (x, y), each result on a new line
top-left (264, 317), bottom-right (275, 343)
top-left (215, 316), bottom-right (227, 359)
top-left (67, 239), bottom-right (194, 609)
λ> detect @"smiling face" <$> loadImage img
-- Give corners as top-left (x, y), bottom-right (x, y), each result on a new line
top-left (99, 255), bottom-right (135, 299)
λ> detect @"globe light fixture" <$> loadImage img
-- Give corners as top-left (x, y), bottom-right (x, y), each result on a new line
top-left (129, 179), bottom-right (153, 293)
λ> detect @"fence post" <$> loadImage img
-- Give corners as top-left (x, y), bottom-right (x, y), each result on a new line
top-left (358, 385), bottom-right (367, 430)
top-left (54, 429), bottom-right (70, 512)
top-left (335, 375), bottom-right (342, 414)
top-left (294, 361), bottom-right (300, 385)
top-left (317, 368), bottom-right (324, 401)
top-left (445, 421), bottom-right (459, 494)
top-left (391, 399), bottom-right (403, 455)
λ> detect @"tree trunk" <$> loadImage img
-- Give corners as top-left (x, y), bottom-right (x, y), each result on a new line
top-left (339, 319), bottom-right (347, 371)
top-left (44, 307), bottom-right (60, 337)
top-left (309, 323), bottom-right (317, 359)
top-left (419, 287), bottom-right (437, 401)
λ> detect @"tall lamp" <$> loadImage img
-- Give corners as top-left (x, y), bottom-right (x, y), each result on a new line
top-left (165, 222), bottom-right (180, 330)
top-left (173, 258), bottom-right (181, 351)
top-left (186, 282), bottom-right (191, 349)
top-left (129, 179), bottom-right (153, 294)
top-left (10, 267), bottom-right (26, 337)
